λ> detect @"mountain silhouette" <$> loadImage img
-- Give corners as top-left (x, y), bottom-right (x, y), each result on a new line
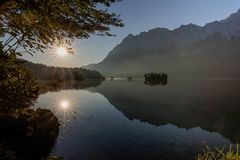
top-left (84, 9), bottom-right (240, 77)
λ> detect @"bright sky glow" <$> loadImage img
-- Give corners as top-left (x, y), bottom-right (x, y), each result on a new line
top-left (57, 47), bottom-right (67, 57)
top-left (22, 0), bottom-right (240, 67)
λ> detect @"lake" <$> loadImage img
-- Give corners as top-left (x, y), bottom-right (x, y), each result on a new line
top-left (34, 79), bottom-right (240, 160)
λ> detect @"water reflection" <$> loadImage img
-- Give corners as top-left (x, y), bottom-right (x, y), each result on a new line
top-left (91, 79), bottom-right (240, 142)
top-left (60, 100), bottom-right (70, 109)
top-left (144, 79), bottom-right (168, 86)
top-left (60, 80), bottom-right (103, 90)
top-left (34, 91), bottom-right (79, 133)
top-left (34, 79), bottom-right (240, 160)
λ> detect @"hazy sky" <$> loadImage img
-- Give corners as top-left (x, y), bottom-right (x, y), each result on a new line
top-left (23, 0), bottom-right (240, 67)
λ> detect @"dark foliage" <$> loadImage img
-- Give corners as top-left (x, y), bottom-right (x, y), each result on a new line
top-left (0, 108), bottom-right (59, 160)
top-left (127, 76), bottom-right (132, 81)
top-left (144, 72), bottom-right (168, 86)
top-left (110, 76), bottom-right (114, 81)
top-left (23, 61), bottom-right (105, 81)
top-left (0, 1), bottom-right (122, 159)
top-left (0, 50), bottom-right (39, 111)
top-left (39, 80), bottom-right (103, 94)
top-left (0, 0), bottom-right (123, 55)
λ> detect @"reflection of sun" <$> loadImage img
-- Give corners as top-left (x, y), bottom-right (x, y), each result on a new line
top-left (60, 100), bottom-right (69, 109)
top-left (54, 95), bottom-right (77, 131)
top-left (47, 91), bottom-right (78, 120)
top-left (57, 47), bottom-right (67, 57)
top-left (33, 91), bottom-right (79, 132)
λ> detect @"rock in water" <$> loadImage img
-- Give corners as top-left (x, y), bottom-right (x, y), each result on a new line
top-left (0, 108), bottom-right (60, 160)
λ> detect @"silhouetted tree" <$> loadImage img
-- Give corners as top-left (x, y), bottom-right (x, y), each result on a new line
top-left (0, 0), bottom-right (122, 110)
top-left (0, 1), bottom-right (122, 158)
top-left (0, 47), bottom-right (39, 111)
top-left (0, 0), bottom-right (123, 55)
top-left (128, 76), bottom-right (132, 81)
top-left (144, 72), bottom-right (168, 86)
top-left (73, 71), bottom-right (84, 81)
top-left (23, 61), bottom-right (104, 81)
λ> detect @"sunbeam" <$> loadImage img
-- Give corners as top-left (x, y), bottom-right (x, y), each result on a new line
top-left (57, 47), bottom-right (67, 57)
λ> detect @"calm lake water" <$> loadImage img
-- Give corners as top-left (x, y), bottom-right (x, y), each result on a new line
top-left (35, 79), bottom-right (240, 160)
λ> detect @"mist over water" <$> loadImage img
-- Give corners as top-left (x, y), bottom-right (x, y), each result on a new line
top-left (34, 79), bottom-right (240, 160)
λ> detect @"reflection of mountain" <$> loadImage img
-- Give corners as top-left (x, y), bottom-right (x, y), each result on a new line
top-left (91, 80), bottom-right (240, 142)
top-left (85, 9), bottom-right (240, 77)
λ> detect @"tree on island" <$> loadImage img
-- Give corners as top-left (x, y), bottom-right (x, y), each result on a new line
top-left (144, 72), bottom-right (168, 86)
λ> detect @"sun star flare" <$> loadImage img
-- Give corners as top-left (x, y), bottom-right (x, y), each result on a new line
top-left (57, 47), bottom-right (67, 57)
top-left (60, 100), bottom-right (69, 109)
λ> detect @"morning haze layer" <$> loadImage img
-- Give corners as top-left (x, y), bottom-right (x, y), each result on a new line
top-left (84, 9), bottom-right (240, 78)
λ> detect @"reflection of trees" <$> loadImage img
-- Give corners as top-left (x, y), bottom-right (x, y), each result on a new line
top-left (39, 79), bottom-right (104, 94)
top-left (0, 108), bottom-right (59, 160)
top-left (110, 76), bottom-right (114, 81)
top-left (40, 79), bottom-right (104, 93)
top-left (127, 76), bottom-right (132, 81)
top-left (92, 80), bottom-right (240, 142)
top-left (144, 79), bottom-right (167, 86)
top-left (61, 80), bottom-right (103, 90)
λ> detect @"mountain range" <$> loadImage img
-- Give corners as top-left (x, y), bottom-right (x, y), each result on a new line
top-left (84, 9), bottom-right (240, 78)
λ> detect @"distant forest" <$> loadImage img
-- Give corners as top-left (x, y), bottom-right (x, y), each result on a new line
top-left (23, 61), bottom-right (104, 81)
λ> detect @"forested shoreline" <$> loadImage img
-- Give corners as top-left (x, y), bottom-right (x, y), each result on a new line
top-left (23, 60), bottom-right (105, 81)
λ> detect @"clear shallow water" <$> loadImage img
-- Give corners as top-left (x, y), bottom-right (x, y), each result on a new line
top-left (35, 79), bottom-right (240, 160)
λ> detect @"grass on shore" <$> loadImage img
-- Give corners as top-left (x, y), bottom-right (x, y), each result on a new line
top-left (195, 144), bottom-right (240, 160)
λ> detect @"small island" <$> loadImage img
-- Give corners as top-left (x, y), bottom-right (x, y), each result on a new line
top-left (144, 72), bottom-right (168, 86)
top-left (127, 76), bottom-right (132, 81)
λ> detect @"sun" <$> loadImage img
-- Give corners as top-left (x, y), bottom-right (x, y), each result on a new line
top-left (60, 100), bottom-right (69, 109)
top-left (57, 47), bottom-right (67, 57)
